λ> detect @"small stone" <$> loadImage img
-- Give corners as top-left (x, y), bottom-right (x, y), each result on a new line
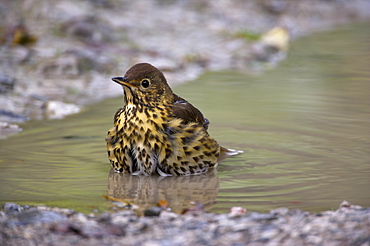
top-left (270, 207), bottom-right (289, 216)
top-left (0, 75), bottom-right (15, 94)
top-left (260, 225), bottom-right (279, 239)
top-left (35, 205), bottom-right (49, 211)
top-left (16, 210), bottom-right (67, 225)
top-left (0, 122), bottom-right (22, 139)
top-left (0, 122), bottom-right (21, 130)
top-left (249, 212), bottom-right (277, 221)
top-left (111, 215), bottom-right (130, 225)
top-left (44, 101), bottom-right (81, 119)
top-left (228, 207), bottom-right (247, 218)
top-left (72, 213), bottom-right (88, 223)
top-left (340, 200), bottom-right (352, 208)
top-left (4, 202), bottom-right (24, 213)
top-left (260, 26), bottom-right (289, 52)
top-left (0, 211), bottom-right (7, 223)
top-left (232, 223), bottom-right (249, 232)
top-left (110, 211), bottom-right (137, 225)
top-left (96, 212), bottom-right (111, 223)
top-left (0, 111), bottom-right (29, 123)
top-left (144, 207), bottom-right (162, 217)
top-left (56, 208), bottom-right (76, 216)
top-left (339, 200), bottom-right (362, 210)
top-left (159, 210), bottom-right (178, 220)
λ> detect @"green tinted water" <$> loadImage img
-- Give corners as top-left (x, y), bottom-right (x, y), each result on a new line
top-left (1, 23), bottom-right (369, 214)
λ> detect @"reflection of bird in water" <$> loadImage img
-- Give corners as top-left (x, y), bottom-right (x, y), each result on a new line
top-left (106, 63), bottom-right (242, 176)
top-left (107, 169), bottom-right (219, 215)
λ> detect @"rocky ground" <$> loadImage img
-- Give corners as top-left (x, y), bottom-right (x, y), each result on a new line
top-left (1, 0), bottom-right (370, 138)
top-left (1, 201), bottom-right (369, 245)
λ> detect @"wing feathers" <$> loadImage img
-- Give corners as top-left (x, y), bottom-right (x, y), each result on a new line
top-left (171, 94), bottom-right (209, 130)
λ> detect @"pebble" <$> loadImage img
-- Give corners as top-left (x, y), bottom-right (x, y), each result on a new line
top-left (228, 206), bottom-right (247, 218)
top-left (0, 74), bottom-right (15, 94)
top-left (4, 202), bottom-right (24, 213)
top-left (44, 100), bottom-right (82, 120)
top-left (0, 122), bottom-right (22, 139)
top-left (16, 210), bottom-right (67, 225)
top-left (159, 210), bottom-right (179, 220)
top-left (144, 207), bottom-right (162, 217)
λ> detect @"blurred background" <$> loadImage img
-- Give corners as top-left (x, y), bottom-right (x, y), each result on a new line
top-left (1, 0), bottom-right (370, 125)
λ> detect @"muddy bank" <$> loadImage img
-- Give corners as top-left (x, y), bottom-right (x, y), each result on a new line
top-left (1, 201), bottom-right (369, 245)
top-left (1, 0), bottom-right (370, 137)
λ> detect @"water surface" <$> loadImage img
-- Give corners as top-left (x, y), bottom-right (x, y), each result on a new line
top-left (0, 23), bottom-right (369, 214)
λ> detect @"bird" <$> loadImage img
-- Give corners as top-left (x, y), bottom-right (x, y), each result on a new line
top-left (106, 63), bottom-right (241, 176)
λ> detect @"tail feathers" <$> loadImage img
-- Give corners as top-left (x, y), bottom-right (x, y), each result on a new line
top-left (223, 147), bottom-right (244, 156)
top-left (218, 146), bottom-right (243, 162)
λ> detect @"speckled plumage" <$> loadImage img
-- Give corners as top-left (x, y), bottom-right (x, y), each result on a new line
top-left (106, 63), bottom-right (223, 176)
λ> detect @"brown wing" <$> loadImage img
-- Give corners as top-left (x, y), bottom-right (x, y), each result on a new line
top-left (172, 94), bottom-right (209, 130)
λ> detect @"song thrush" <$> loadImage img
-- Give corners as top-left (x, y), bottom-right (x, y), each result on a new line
top-left (106, 63), bottom-right (240, 176)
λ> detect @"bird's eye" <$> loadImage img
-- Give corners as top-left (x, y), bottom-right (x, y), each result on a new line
top-left (141, 79), bottom-right (150, 88)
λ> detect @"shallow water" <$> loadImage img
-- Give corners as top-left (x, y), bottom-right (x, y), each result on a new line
top-left (1, 23), bottom-right (369, 214)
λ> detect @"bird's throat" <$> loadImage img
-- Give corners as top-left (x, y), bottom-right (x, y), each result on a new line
top-left (123, 86), bottom-right (135, 105)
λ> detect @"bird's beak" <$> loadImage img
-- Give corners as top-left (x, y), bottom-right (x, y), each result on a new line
top-left (112, 77), bottom-right (136, 88)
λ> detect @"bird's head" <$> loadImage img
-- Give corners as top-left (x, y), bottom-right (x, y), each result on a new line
top-left (112, 63), bottom-right (174, 106)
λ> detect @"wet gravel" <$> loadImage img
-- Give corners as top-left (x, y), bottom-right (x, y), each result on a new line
top-left (1, 201), bottom-right (369, 245)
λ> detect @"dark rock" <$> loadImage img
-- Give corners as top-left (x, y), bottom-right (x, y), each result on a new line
top-left (248, 212), bottom-right (278, 221)
top-left (0, 110), bottom-right (29, 123)
top-left (0, 75), bottom-right (15, 94)
top-left (53, 221), bottom-right (125, 238)
top-left (144, 206), bottom-right (162, 217)
top-left (4, 202), bottom-right (23, 213)
top-left (15, 209), bottom-right (67, 225)
top-left (95, 212), bottom-right (111, 223)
